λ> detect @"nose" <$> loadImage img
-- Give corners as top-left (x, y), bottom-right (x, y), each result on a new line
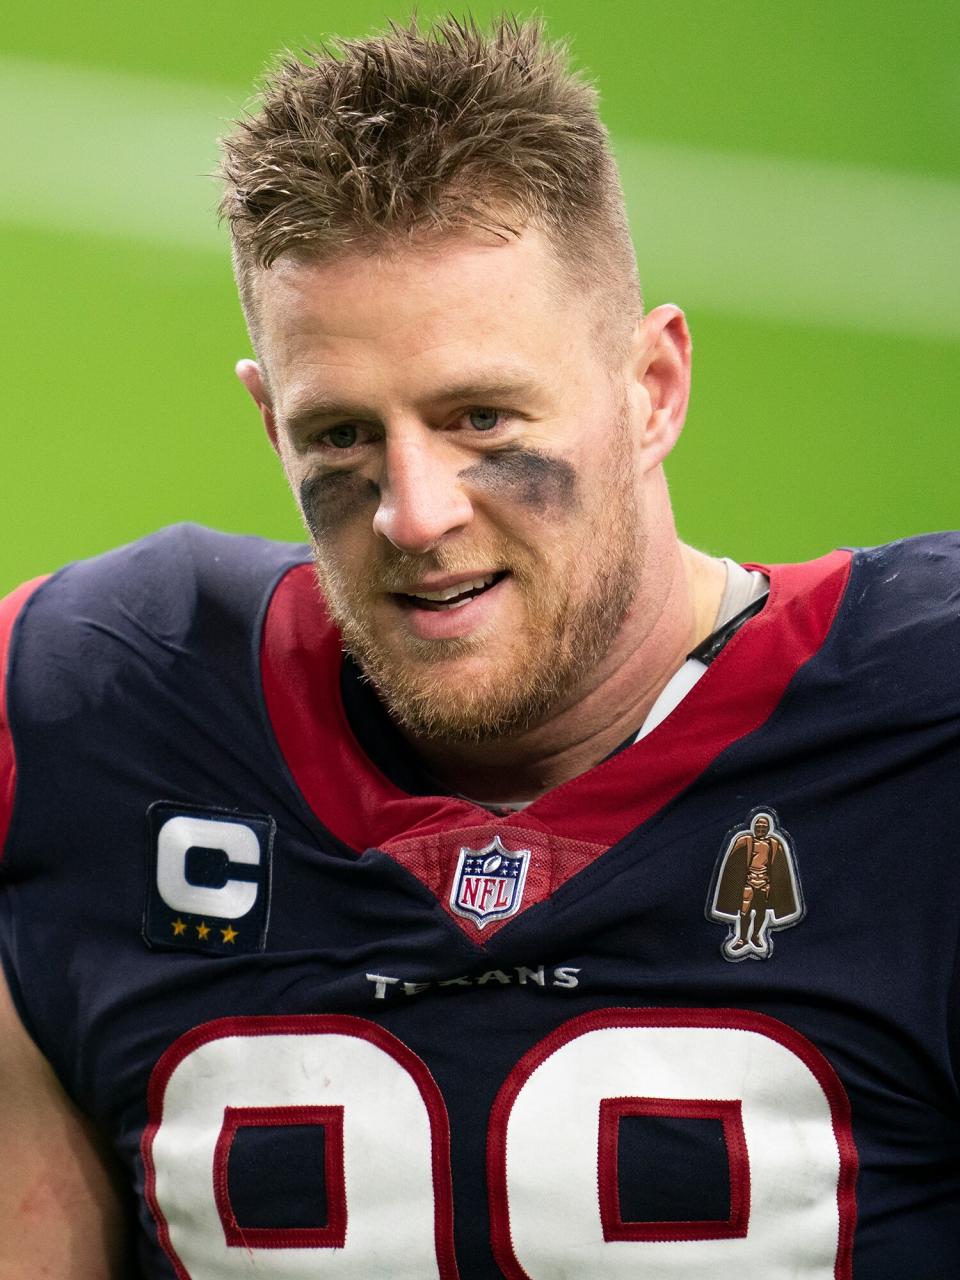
top-left (372, 433), bottom-right (474, 553)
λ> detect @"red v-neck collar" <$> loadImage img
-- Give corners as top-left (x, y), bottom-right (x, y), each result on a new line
top-left (261, 550), bottom-right (852, 859)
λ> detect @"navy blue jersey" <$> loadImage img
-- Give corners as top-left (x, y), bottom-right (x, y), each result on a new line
top-left (1, 523), bottom-right (959, 1278)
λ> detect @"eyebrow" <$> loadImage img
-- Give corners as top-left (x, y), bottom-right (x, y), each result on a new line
top-left (283, 370), bottom-right (546, 432)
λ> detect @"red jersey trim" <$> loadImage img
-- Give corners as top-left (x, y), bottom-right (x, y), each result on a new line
top-left (260, 568), bottom-right (484, 849)
top-left (261, 553), bottom-right (852, 935)
top-left (0, 577), bottom-right (49, 859)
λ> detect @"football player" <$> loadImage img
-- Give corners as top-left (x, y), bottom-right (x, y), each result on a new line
top-left (1, 16), bottom-right (958, 1278)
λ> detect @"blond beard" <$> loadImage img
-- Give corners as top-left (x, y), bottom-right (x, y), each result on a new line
top-left (311, 434), bottom-right (641, 744)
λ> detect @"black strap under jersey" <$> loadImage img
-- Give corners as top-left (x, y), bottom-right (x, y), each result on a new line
top-left (687, 594), bottom-right (769, 667)
top-left (601, 592), bottom-right (770, 762)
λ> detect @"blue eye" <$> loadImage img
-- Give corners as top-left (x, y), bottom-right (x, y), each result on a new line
top-left (468, 409), bottom-right (500, 432)
top-left (325, 425), bottom-right (358, 449)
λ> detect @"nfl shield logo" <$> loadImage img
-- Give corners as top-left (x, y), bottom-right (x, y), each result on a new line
top-left (449, 835), bottom-right (531, 928)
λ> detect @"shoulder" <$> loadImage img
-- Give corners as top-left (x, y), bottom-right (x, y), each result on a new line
top-left (826, 532), bottom-right (960, 715)
top-left (2, 523), bottom-right (310, 659)
top-left (0, 526), bottom-right (313, 855)
top-left (841, 532), bottom-right (959, 647)
top-left (762, 532), bottom-right (959, 655)
top-left (848, 530), bottom-right (960, 597)
top-left (18, 522), bottom-right (308, 618)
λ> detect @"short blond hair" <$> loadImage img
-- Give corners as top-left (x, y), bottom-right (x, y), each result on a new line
top-left (218, 15), bottom-right (641, 353)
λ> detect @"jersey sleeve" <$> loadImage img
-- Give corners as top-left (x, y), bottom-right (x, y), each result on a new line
top-left (0, 577), bottom-right (49, 860)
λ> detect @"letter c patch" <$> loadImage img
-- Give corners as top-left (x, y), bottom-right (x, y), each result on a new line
top-left (144, 802), bottom-right (275, 955)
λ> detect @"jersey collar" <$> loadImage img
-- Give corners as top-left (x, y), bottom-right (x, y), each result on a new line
top-left (260, 551), bottom-right (852, 855)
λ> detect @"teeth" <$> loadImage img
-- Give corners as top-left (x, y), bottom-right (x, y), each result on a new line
top-left (408, 574), bottom-right (495, 602)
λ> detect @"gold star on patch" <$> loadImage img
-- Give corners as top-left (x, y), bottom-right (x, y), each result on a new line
top-left (171, 918), bottom-right (187, 937)
top-left (196, 922), bottom-right (210, 940)
top-left (221, 925), bottom-right (238, 944)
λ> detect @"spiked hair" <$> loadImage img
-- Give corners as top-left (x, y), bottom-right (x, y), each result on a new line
top-left (218, 15), bottom-right (641, 353)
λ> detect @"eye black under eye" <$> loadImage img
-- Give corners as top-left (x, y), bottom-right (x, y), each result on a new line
top-left (325, 425), bottom-right (359, 449)
top-left (468, 409), bottom-right (500, 432)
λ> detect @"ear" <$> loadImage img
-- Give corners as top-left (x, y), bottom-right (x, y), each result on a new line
top-left (236, 359), bottom-right (279, 454)
top-left (628, 304), bottom-right (692, 473)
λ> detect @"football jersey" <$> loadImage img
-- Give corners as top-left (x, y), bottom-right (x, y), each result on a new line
top-left (1, 523), bottom-right (958, 1279)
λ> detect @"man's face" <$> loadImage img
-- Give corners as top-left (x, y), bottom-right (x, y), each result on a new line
top-left (245, 230), bottom-right (658, 743)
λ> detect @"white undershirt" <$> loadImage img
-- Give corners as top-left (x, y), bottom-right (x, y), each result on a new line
top-left (633, 559), bottom-right (768, 742)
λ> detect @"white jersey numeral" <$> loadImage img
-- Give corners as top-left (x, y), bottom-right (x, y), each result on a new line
top-left (144, 1016), bottom-right (457, 1278)
top-left (488, 1009), bottom-right (856, 1278)
top-left (144, 1010), bottom-right (856, 1278)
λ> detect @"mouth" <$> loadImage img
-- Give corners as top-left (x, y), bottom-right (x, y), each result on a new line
top-left (393, 571), bottom-right (509, 612)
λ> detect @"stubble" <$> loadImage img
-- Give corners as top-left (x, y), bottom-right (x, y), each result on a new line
top-left (309, 414), bottom-right (642, 744)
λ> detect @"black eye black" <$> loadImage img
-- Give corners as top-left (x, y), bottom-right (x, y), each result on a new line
top-left (468, 409), bottom-right (499, 432)
top-left (325, 425), bottom-right (359, 449)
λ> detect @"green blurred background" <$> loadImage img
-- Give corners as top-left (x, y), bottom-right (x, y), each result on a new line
top-left (2, 0), bottom-right (957, 593)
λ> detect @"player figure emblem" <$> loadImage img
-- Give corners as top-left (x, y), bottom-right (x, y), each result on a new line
top-left (450, 835), bottom-right (531, 928)
top-left (707, 809), bottom-right (803, 961)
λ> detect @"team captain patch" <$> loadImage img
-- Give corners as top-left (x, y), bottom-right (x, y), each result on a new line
top-left (143, 802), bottom-right (275, 955)
top-left (450, 835), bottom-right (531, 928)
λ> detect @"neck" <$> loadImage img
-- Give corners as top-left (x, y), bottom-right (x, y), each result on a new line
top-left (406, 536), bottom-right (726, 806)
